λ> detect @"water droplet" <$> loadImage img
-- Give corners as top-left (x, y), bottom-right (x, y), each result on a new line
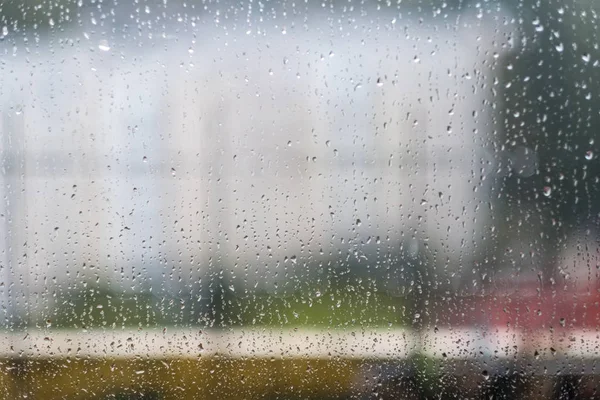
top-left (543, 186), bottom-right (552, 197)
top-left (582, 53), bottom-right (591, 63)
top-left (559, 317), bottom-right (566, 327)
top-left (98, 40), bottom-right (111, 51)
top-left (482, 370), bottom-right (489, 380)
top-left (142, 156), bottom-right (148, 163)
top-left (376, 77), bottom-right (383, 87)
top-left (555, 43), bottom-right (564, 53)
top-left (585, 151), bottom-right (594, 160)
top-left (2, 26), bottom-right (8, 37)
top-left (188, 47), bottom-right (194, 54)
top-left (356, 219), bottom-right (362, 226)
top-left (171, 168), bottom-right (176, 176)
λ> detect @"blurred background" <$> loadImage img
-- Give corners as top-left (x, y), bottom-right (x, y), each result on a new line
top-left (0, 0), bottom-right (599, 398)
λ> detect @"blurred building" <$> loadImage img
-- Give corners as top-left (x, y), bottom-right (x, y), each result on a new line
top-left (0, 1), bottom-right (518, 325)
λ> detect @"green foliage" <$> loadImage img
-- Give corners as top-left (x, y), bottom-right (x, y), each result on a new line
top-left (48, 286), bottom-right (163, 329)
top-left (42, 269), bottom-right (408, 329)
top-left (221, 284), bottom-right (406, 328)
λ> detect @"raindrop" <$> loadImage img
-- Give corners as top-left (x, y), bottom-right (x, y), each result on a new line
top-left (543, 186), bottom-right (552, 197)
top-left (582, 53), bottom-right (591, 63)
top-left (98, 40), bottom-right (111, 51)
top-left (585, 151), bottom-right (594, 160)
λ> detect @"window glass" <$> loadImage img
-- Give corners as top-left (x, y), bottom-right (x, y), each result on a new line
top-left (0, 0), bottom-right (598, 399)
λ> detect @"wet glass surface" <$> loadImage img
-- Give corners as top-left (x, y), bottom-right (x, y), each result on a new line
top-left (1, 0), bottom-right (599, 398)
